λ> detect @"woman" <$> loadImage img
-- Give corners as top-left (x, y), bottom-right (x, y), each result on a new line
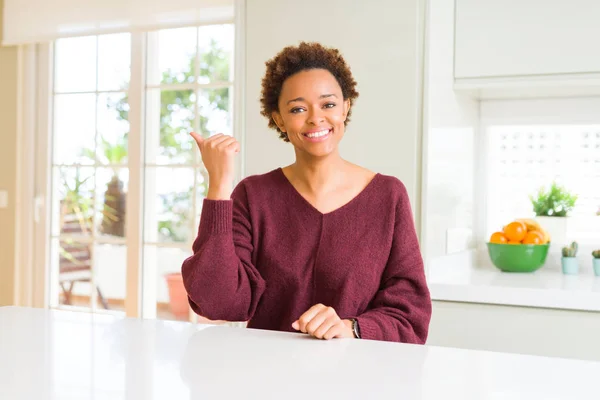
top-left (182, 42), bottom-right (431, 343)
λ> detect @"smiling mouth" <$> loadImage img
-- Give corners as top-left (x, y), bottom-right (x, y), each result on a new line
top-left (303, 128), bottom-right (332, 138)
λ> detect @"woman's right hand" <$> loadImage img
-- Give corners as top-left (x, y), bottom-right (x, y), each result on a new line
top-left (190, 132), bottom-right (240, 200)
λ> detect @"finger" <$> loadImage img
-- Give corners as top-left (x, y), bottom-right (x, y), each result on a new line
top-left (208, 134), bottom-right (231, 147)
top-left (226, 139), bottom-right (241, 153)
top-left (217, 137), bottom-right (237, 149)
top-left (323, 322), bottom-right (345, 340)
top-left (312, 315), bottom-right (339, 339)
top-left (305, 307), bottom-right (336, 335)
top-left (296, 304), bottom-right (325, 333)
top-left (190, 131), bottom-right (204, 146)
top-left (205, 133), bottom-right (225, 141)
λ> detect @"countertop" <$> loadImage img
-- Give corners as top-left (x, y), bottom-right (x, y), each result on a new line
top-left (429, 261), bottom-right (600, 311)
top-left (1, 306), bottom-right (599, 399)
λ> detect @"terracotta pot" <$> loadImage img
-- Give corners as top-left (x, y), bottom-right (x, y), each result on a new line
top-left (165, 273), bottom-right (189, 320)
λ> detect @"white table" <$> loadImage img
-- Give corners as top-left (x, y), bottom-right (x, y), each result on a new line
top-left (1, 306), bottom-right (599, 399)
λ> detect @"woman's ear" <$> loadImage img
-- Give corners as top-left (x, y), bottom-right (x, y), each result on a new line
top-left (343, 99), bottom-right (350, 121)
top-left (271, 111), bottom-right (286, 133)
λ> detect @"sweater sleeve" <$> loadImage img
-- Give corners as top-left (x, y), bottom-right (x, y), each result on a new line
top-left (181, 182), bottom-right (266, 322)
top-left (355, 181), bottom-right (432, 343)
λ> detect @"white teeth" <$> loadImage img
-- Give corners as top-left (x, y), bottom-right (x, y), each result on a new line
top-left (305, 129), bottom-right (330, 138)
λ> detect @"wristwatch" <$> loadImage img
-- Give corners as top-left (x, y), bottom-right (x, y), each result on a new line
top-left (351, 318), bottom-right (361, 339)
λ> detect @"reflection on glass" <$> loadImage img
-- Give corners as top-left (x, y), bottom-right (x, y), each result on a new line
top-left (198, 88), bottom-right (231, 136)
top-left (145, 89), bottom-right (195, 164)
top-left (54, 94), bottom-right (96, 165)
top-left (144, 168), bottom-right (194, 243)
top-left (96, 93), bottom-right (129, 165)
top-left (96, 168), bottom-right (129, 238)
top-left (98, 33), bottom-right (131, 91)
top-left (54, 167), bottom-right (95, 237)
top-left (143, 246), bottom-right (193, 321)
top-left (54, 36), bottom-right (97, 93)
top-left (197, 24), bottom-right (234, 83)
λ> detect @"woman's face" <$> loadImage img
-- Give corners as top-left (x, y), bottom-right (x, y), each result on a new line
top-left (273, 68), bottom-right (350, 159)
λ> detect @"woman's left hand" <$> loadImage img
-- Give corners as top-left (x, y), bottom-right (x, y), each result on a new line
top-left (292, 304), bottom-right (355, 340)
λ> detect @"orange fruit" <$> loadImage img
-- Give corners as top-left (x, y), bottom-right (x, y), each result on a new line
top-left (503, 221), bottom-right (527, 242)
top-left (507, 240), bottom-right (522, 245)
top-left (490, 232), bottom-right (508, 244)
top-left (522, 230), bottom-right (544, 244)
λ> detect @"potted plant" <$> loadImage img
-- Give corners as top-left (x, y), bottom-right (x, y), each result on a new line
top-left (561, 242), bottom-right (579, 275)
top-left (592, 250), bottom-right (600, 277)
top-left (82, 134), bottom-right (128, 237)
top-left (530, 182), bottom-right (578, 248)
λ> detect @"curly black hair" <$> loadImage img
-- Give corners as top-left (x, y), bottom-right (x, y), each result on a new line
top-left (260, 42), bottom-right (359, 142)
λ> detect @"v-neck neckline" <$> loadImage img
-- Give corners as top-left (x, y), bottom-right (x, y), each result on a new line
top-left (276, 167), bottom-right (381, 217)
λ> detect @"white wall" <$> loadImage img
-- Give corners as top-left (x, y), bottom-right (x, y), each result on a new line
top-left (0, 7), bottom-right (19, 306)
top-left (243, 0), bottom-right (426, 222)
top-left (423, 0), bottom-right (479, 261)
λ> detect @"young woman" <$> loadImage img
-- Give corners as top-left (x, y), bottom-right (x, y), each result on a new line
top-left (182, 42), bottom-right (431, 343)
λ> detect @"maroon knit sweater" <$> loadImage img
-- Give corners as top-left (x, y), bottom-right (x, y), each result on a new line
top-left (181, 168), bottom-right (431, 343)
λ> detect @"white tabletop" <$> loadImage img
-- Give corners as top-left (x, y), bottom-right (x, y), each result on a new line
top-left (1, 306), bottom-right (599, 399)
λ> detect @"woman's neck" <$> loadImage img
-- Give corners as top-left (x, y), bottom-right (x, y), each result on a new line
top-left (287, 151), bottom-right (349, 194)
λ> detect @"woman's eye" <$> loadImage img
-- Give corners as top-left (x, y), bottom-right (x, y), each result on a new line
top-left (290, 107), bottom-right (304, 114)
top-left (324, 103), bottom-right (336, 109)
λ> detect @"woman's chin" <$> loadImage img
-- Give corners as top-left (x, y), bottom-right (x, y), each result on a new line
top-left (302, 144), bottom-right (338, 158)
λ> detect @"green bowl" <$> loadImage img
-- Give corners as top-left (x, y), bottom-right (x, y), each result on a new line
top-left (486, 242), bottom-right (550, 272)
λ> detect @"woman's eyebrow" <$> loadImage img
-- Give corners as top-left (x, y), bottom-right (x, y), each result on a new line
top-left (287, 94), bottom-right (337, 105)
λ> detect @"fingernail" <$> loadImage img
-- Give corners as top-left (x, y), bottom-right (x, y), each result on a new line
top-left (291, 321), bottom-right (299, 330)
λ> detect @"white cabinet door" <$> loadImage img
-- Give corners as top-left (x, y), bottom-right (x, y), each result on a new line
top-left (454, 0), bottom-right (600, 79)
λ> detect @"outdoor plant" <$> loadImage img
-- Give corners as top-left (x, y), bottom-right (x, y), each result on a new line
top-left (82, 134), bottom-right (127, 237)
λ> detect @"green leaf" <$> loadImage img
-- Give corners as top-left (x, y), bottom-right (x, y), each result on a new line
top-left (530, 181), bottom-right (578, 217)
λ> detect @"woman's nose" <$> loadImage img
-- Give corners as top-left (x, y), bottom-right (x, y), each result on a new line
top-left (307, 107), bottom-right (325, 125)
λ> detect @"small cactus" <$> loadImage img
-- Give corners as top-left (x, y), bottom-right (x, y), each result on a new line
top-left (562, 241), bottom-right (578, 258)
top-left (592, 250), bottom-right (600, 259)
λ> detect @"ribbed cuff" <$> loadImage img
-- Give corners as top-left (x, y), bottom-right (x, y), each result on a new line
top-left (355, 317), bottom-right (378, 341)
top-left (199, 199), bottom-right (233, 235)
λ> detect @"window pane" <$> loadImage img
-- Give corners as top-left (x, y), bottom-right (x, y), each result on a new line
top-left (487, 126), bottom-right (600, 220)
top-left (486, 125), bottom-right (600, 246)
top-left (145, 89), bottom-right (195, 164)
top-left (98, 33), bottom-right (131, 91)
top-left (147, 27), bottom-right (197, 86)
top-left (144, 167), bottom-right (194, 243)
top-left (55, 36), bottom-right (97, 93)
top-left (96, 168), bottom-right (129, 238)
top-left (50, 239), bottom-right (127, 312)
top-left (52, 238), bottom-right (93, 308)
top-left (94, 243), bottom-right (127, 313)
top-left (194, 168), bottom-right (209, 228)
top-left (97, 93), bottom-right (129, 165)
top-left (198, 88), bottom-right (232, 135)
top-left (54, 94), bottom-right (96, 165)
top-left (144, 246), bottom-right (192, 321)
top-left (197, 24), bottom-right (234, 83)
top-left (52, 167), bottom-right (95, 237)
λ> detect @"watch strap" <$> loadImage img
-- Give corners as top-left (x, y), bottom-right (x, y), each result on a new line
top-left (351, 318), bottom-right (361, 339)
